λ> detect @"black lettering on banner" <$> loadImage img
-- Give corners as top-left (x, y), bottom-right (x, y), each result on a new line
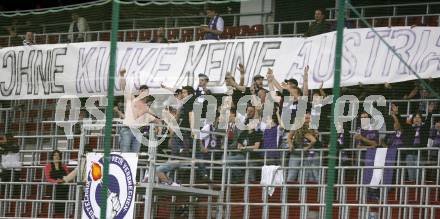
top-left (253, 41), bottom-right (280, 76)
top-left (148, 47), bottom-right (177, 83)
top-left (364, 29), bottom-right (391, 78)
top-left (382, 29), bottom-right (416, 76)
top-left (312, 35), bottom-right (335, 83)
top-left (410, 30), bottom-right (431, 73)
top-left (130, 48), bottom-right (158, 90)
top-left (0, 50), bottom-right (16, 96)
top-left (76, 47), bottom-right (96, 93)
top-left (342, 32), bottom-right (361, 80)
top-left (45, 50), bottom-right (53, 94)
top-left (244, 41), bottom-right (260, 85)
top-left (33, 50), bottom-right (50, 95)
top-left (287, 40), bottom-right (312, 79)
top-left (228, 42), bottom-right (244, 75)
top-left (16, 50), bottom-right (35, 95)
top-left (177, 44), bottom-right (207, 87)
top-left (219, 42), bottom-right (234, 84)
top-left (204, 42), bottom-right (226, 81)
top-left (418, 31), bottom-right (440, 73)
top-left (94, 47), bottom-right (108, 92)
top-left (51, 47), bottom-right (67, 93)
top-left (228, 41), bottom-right (260, 85)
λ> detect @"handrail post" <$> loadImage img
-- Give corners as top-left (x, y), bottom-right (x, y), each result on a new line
top-left (73, 127), bottom-right (86, 219)
top-left (144, 123), bottom-right (157, 219)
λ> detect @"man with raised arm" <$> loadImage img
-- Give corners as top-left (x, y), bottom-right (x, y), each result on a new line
top-left (118, 69), bottom-right (153, 153)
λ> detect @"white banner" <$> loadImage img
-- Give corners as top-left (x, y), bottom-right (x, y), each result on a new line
top-left (82, 153), bottom-right (138, 219)
top-left (1, 27), bottom-right (440, 99)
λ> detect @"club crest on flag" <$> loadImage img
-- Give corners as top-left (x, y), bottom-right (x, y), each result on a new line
top-left (82, 153), bottom-right (138, 219)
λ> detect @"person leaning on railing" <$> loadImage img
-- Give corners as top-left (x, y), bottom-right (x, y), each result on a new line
top-left (44, 150), bottom-right (69, 213)
top-left (304, 8), bottom-right (331, 37)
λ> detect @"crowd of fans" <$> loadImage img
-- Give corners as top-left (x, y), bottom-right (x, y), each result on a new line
top-left (111, 61), bottom-right (440, 189)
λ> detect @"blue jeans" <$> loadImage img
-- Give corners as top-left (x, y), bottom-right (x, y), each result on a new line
top-left (227, 154), bottom-right (245, 181)
top-left (405, 154), bottom-right (419, 181)
top-left (287, 152), bottom-right (320, 182)
top-left (119, 127), bottom-right (141, 153)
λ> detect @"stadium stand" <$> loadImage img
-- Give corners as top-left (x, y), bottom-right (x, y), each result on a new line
top-left (1, 1), bottom-right (440, 219)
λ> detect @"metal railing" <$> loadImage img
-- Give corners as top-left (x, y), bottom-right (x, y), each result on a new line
top-left (1, 95), bottom-right (440, 218)
top-left (1, 14), bottom-right (438, 48)
top-left (327, 2), bottom-right (440, 19)
top-left (2, 146), bottom-right (440, 218)
top-left (39, 12), bottom-right (271, 34)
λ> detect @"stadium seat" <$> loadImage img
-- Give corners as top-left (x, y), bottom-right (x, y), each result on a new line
top-left (196, 28), bottom-right (205, 40)
top-left (126, 30), bottom-right (138, 41)
top-left (99, 32), bottom-right (110, 41)
top-left (117, 31), bottom-right (125, 41)
top-left (373, 18), bottom-right (390, 27)
top-left (138, 30), bottom-right (152, 41)
top-left (181, 29), bottom-right (194, 42)
top-left (47, 35), bottom-right (59, 44)
top-left (35, 35), bottom-right (46, 44)
top-left (0, 36), bottom-right (8, 47)
top-left (167, 28), bottom-right (179, 41)
top-left (359, 18), bottom-right (373, 28)
top-left (408, 16), bottom-right (423, 26)
top-left (237, 25), bottom-right (250, 36)
top-left (221, 26), bottom-right (238, 39)
top-left (391, 17), bottom-right (406, 26)
top-left (426, 15), bottom-right (439, 26)
top-left (251, 24), bottom-right (264, 35)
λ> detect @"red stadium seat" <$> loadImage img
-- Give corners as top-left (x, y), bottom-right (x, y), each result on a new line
top-left (426, 15), bottom-right (439, 26)
top-left (237, 25), bottom-right (250, 36)
top-left (346, 19), bottom-right (357, 28)
top-left (117, 31), bottom-right (125, 41)
top-left (47, 35), bottom-right (59, 44)
top-left (167, 29), bottom-right (179, 40)
top-left (99, 32), bottom-right (110, 41)
top-left (181, 29), bottom-right (194, 42)
top-left (373, 18), bottom-right (390, 27)
top-left (0, 36), bottom-right (8, 47)
top-left (221, 26), bottom-right (238, 39)
top-left (138, 30), bottom-right (152, 41)
top-left (196, 28), bottom-right (205, 40)
top-left (391, 17), bottom-right (405, 26)
top-left (408, 16), bottom-right (423, 26)
top-left (126, 31), bottom-right (138, 41)
top-left (358, 18), bottom-right (372, 28)
top-left (35, 35), bottom-right (46, 44)
top-left (251, 24), bottom-right (264, 35)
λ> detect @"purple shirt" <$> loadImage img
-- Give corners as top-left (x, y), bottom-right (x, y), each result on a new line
top-left (388, 130), bottom-right (404, 148)
top-left (263, 126), bottom-right (281, 159)
top-left (356, 128), bottom-right (379, 146)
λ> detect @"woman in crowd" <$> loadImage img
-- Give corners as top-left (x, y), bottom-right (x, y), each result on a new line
top-left (44, 150), bottom-right (69, 213)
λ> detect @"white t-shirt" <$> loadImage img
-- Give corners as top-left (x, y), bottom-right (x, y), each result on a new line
top-left (1, 152), bottom-right (21, 170)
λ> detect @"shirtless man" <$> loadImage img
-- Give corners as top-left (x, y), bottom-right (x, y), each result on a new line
top-left (118, 69), bottom-right (152, 152)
